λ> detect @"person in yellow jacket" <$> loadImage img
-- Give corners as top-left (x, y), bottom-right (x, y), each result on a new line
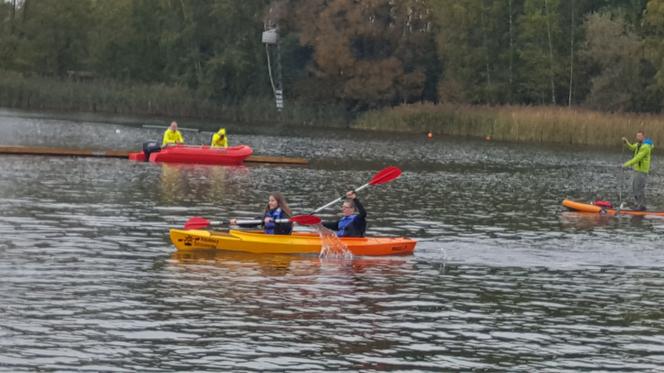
top-left (211, 128), bottom-right (228, 148)
top-left (622, 130), bottom-right (654, 211)
top-left (162, 121), bottom-right (184, 147)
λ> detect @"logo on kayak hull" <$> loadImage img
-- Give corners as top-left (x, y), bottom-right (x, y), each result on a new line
top-left (181, 234), bottom-right (219, 249)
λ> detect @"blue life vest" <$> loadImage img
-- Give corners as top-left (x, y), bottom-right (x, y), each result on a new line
top-left (336, 215), bottom-right (357, 237)
top-left (264, 208), bottom-right (284, 234)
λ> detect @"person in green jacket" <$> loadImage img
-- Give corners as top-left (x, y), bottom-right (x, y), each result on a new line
top-left (622, 130), bottom-right (654, 211)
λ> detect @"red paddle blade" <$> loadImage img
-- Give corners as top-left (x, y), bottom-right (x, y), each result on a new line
top-left (290, 214), bottom-right (321, 225)
top-left (369, 166), bottom-right (401, 185)
top-left (184, 216), bottom-right (210, 230)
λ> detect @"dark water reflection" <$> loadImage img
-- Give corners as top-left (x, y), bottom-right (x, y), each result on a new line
top-left (1, 109), bottom-right (664, 371)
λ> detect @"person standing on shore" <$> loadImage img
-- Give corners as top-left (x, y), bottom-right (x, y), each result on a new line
top-left (162, 121), bottom-right (184, 147)
top-left (622, 130), bottom-right (654, 211)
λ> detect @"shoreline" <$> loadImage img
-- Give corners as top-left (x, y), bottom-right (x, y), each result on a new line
top-left (353, 103), bottom-right (664, 148)
top-left (3, 73), bottom-right (663, 148)
top-left (0, 72), bottom-right (349, 129)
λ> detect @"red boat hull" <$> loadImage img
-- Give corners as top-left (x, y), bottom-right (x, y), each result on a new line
top-left (128, 145), bottom-right (253, 165)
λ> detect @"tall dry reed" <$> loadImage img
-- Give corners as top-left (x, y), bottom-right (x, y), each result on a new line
top-left (0, 71), bottom-right (348, 127)
top-left (354, 103), bottom-right (664, 147)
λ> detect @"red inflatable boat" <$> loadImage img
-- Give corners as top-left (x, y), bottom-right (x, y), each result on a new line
top-left (129, 144), bottom-right (253, 165)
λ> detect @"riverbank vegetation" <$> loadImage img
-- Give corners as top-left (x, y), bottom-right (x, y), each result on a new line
top-left (0, 70), bottom-right (348, 127)
top-left (354, 104), bottom-right (664, 146)
top-left (2, 1), bottom-right (664, 144)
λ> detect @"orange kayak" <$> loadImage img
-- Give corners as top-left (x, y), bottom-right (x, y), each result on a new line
top-left (562, 199), bottom-right (664, 216)
top-left (169, 229), bottom-right (416, 256)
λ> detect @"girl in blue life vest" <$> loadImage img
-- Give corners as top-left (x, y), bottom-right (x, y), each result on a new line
top-left (323, 191), bottom-right (367, 237)
top-left (230, 192), bottom-right (293, 235)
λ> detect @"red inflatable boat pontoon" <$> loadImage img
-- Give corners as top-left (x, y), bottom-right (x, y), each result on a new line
top-left (129, 144), bottom-right (253, 165)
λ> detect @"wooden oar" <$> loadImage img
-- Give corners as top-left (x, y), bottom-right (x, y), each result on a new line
top-left (311, 166), bottom-right (402, 214)
top-left (184, 214), bottom-right (321, 230)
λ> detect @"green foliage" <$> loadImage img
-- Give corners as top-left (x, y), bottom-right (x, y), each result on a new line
top-left (0, 0), bottom-right (664, 121)
top-left (0, 70), bottom-right (348, 126)
top-left (12, 0), bottom-right (94, 76)
top-left (582, 12), bottom-right (644, 111)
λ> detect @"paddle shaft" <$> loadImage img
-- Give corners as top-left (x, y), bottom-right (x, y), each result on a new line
top-left (619, 143), bottom-right (625, 205)
top-left (209, 218), bottom-right (293, 226)
top-left (312, 182), bottom-right (371, 214)
top-left (619, 167), bottom-right (624, 205)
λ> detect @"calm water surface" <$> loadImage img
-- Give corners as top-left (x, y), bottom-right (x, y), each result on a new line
top-left (1, 109), bottom-right (664, 371)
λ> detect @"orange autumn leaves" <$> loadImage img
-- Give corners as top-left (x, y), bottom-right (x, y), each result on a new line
top-left (289, 0), bottom-right (433, 109)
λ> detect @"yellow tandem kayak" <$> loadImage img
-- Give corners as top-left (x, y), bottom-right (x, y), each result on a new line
top-left (169, 229), bottom-right (416, 256)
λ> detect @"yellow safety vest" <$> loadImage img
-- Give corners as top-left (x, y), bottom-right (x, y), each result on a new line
top-left (162, 129), bottom-right (184, 147)
top-left (211, 129), bottom-right (228, 148)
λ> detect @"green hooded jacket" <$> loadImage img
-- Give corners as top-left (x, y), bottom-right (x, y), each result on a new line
top-left (624, 138), bottom-right (654, 174)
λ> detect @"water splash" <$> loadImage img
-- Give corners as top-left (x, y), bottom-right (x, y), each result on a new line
top-left (439, 246), bottom-right (448, 274)
top-left (310, 223), bottom-right (354, 260)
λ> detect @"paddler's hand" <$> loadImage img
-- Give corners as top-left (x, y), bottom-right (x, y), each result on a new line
top-left (229, 218), bottom-right (237, 225)
top-left (264, 217), bottom-right (273, 224)
top-left (622, 137), bottom-right (628, 144)
top-left (346, 191), bottom-right (357, 199)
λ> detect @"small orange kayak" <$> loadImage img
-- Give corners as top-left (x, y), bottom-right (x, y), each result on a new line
top-left (562, 199), bottom-right (664, 216)
top-left (170, 229), bottom-right (416, 256)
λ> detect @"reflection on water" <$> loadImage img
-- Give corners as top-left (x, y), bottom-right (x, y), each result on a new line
top-left (2, 109), bottom-right (664, 371)
top-left (171, 250), bottom-right (324, 277)
top-left (158, 163), bottom-right (246, 204)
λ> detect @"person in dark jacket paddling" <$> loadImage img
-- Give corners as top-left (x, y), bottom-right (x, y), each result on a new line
top-left (323, 191), bottom-right (367, 237)
top-left (230, 192), bottom-right (293, 235)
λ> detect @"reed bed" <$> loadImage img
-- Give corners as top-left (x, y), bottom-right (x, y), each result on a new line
top-left (0, 71), bottom-right (347, 127)
top-left (354, 103), bottom-right (664, 147)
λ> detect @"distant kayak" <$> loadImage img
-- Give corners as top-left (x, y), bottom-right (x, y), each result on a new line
top-left (562, 199), bottom-right (664, 217)
top-left (129, 144), bottom-right (253, 165)
top-left (170, 229), bottom-right (417, 256)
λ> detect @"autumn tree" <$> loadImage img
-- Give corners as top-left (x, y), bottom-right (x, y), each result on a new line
top-left (10, 0), bottom-right (94, 76)
top-left (432, 0), bottom-right (517, 104)
top-left (643, 0), bottom-right (664, 110)
top-left (582, 11), bottom-right (649, 111)
top-left (515, 0), bottom-right (562, 104)
top-left (287, 0), bottom-right (436, 110)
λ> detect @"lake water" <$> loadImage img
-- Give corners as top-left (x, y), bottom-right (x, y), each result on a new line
top-left (1, 108), bottom-right (663, 371)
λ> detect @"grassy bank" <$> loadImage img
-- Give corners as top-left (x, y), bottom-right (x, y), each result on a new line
top-left (5, 71), bottom-right (662, 147)
top-left (354, 103), bottom-right (664, 147)
top-left (0, 71), bottom-right (348, 127)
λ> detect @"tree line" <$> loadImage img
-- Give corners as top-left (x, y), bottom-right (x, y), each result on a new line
top-left (1, 0), bottom-right (663, 114)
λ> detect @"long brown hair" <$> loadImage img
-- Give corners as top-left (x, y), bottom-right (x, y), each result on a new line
top-left (265, 192), bottom-right (292, 217)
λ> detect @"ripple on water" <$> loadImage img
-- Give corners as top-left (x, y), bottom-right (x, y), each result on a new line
top-left (2, 111), bottom-right (664, 370)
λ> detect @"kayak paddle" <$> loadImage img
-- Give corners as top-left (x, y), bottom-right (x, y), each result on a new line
top-left (184, 214), bottom-right (321, 230)
top-left (311, 166), bottom-right (402, 214)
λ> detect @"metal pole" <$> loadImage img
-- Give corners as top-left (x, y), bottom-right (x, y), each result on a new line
top-left (275, 30), bottom-right (284, 112)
